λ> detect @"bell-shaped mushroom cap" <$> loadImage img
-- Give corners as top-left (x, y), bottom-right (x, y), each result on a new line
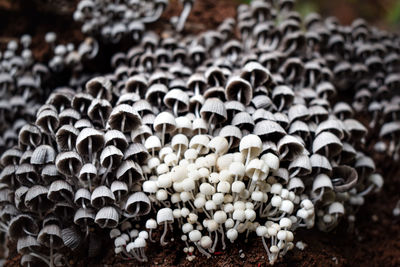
top-left (0, 165), bottom-right (16, 186)
top-left (88, 99), bottom-right (112, 125)
top-left (225, 77), bottom-right (253, 106)
top-left (274, 112), bottom-right (289, 129)
top-left (328, 202), bottom-right (345, 216)
top-left (189, 135), bottom-right (210, 155)
top-left (144, 136), bottom-right (162, 152)
top-left (312, 173), bottom-right (333, 193)
top-left (74, 188), bottom-right (91, 207)
top-left (131, 125), bottom-right (152, 143)
top-left (1, 148), bottom-right (23, 166)
top-left (125, 74), bottom-right (147, 94)
top-left (331, 165), bottom-right (358, 192)
top-left (85, 76), bottom-right (112, 100)
top-left (277, 135), bottom-right (305, 161)
top-left (56, 125), bottom-right (80, 151)
top-left (25, 185), bottom-right (53, 211)
top-left (125, 192), bottom-right (151, 216)
top-left (55, 151), bottom-right (83, 176)
top-left (288, 104), bottom-right (309, 123)
top-left (17, 235), bottom-right (41, 254)
top-left (157, 207), bottom-right (174, 224)
top-left (20, 254), bottom-right (39, 267)
top-left (95, 206), bottom-right (119, 228)
top-left (344, 119), bottom-right (367, 141)
top-left (153, 112), bottom-right (176, 133)
top-left (9, 214), bottom-right (39, 240)
top-left (145, 84), bottom-right (168, 105)
top-left (310, 154), bottom-right (332, 174)
top-left (117, 92), bottom-right (140, 106)
top-left (164, 89), bottom-right (189, 115)
top-left (175, 116), bottom-right (192, 136)
top-left (14, 186), bottom-right (29, 210)
top-left (18, 124), bottom-right (42, 148)
top-left (288, 120), bottom-right (309, 136)
top-left (232, 111), bottom-right (254, 131)
top-left (91, 185), bottom-right (115, 208)
top-left (225, 101), bottom-right (245, 118)
top-left (124, 143), bottom-right (149, 164)
top-left (272, 85), bottom-right (295, 110)
top-left (288, 154), bottom-right (312, 177)
top-left (74, 119), bottom-right (93, 130)
top-left (16, 163), bottom-right (40, 186)
top-left (104, 130), bottom-right (128, 151)
top-left (100, 145), bottom-right (123, 168)
top-left (78, 163), bottom-right (97, 182)
top-left (35, 109), bottom-right (59, 134)
top-left (200, 98), bottom-right (227, 124)
top-left (30, 145), bottom-right (56, 165)
top-left (313, 132), bottom-right (343, 158)
top-left (111, 181), bottom-right (128, 200)
top-left (379, 121), bottom-right (400, 138)
top-left (74, 208), bottom-right (95, 226)
top-left (48, 180), bottom-right (74, 202)
top-left (240, 62), bottom-right (271, 88)
top-left (355, 155), bottom-right (376, 175)
top-left (0, 186), bottom-right (12, 204)
top-left (116, 160), bottom-right (144, 184)
top-left (61, 225), bottom-right (82, 250)
top-left (287, 177), bottom-right (305, 193)
top-left (219, 125), bottom-right (242, 148)
top-left (76, 128), bottom-right (105, 155)
top-left (59, 108), bottom-right (81, 125)
top-left (315, 119), bottom-right (344, 140)
top-left (239, 134), bottom-right (262, 158)
top-left (333, 102), bottom-right (353, 119)
top-left (72, 93), bottom-right (94, 114)
top-left (108, 104), bottom-right (142, 132)
top-left (37, 224), bottom-right (64, 249)
top-left (316, 82), bottom-right (336, 99)
top-left (254, 120), bottom-right (286, 142)
top-left (251, 95), bottom-right (274, 110)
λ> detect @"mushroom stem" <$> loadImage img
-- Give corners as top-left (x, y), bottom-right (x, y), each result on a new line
top-left (210, 230), bottom-right (218, 253)
top-left (101, 158), bottom-right (113, 185)
top-left (142, 5), bottom-right (164, 23)
top-left (357, 184), bottom-right (374, 197)
top-left (160, 221), bottom-right (169, 246)
top-left (261, 236), bottom-right (272, 259)
top-left (312, 188), bottom-right (325, 203)
top-left (219, 226), bottom-right (226, 250)
top-left (176, 1), bottom-right (192, 32)
top-left (50, 236), bottom-right (54, 267)
top-left (195, 243), bottom-right (211, 258)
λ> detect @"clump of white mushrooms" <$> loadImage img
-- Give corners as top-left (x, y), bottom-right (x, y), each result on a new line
top-left (0, 0), bottom-right (397, 265)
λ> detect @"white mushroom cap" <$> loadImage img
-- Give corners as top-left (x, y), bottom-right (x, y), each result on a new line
top-left (226, 228), bottom-right (238, 242)
top-left (145, 219), bottom-right (157, 229)
top-left (200, 236), bottom-right (212, 249)
top-left (157, 208), bottom-right (173, 224)
top-left (188, 230), bottom-right (202, 242)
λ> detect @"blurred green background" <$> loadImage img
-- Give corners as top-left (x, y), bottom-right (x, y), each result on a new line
top-left (242, 0), bottom-right (400, 31)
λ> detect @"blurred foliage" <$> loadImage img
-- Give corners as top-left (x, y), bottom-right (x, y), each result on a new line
top-left (240, 0), bottom-right (399, 30)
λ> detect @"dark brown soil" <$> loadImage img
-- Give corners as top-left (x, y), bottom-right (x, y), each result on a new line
top-left (1, 0), bottom-right (400, 266)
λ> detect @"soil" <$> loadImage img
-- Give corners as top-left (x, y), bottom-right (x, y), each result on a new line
top-left (1, 0), bottom-right (400, 266)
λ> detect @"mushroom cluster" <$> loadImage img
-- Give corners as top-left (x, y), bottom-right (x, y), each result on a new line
top-left (0, 0), bottom-right (396, 265)
top-left (73, 0), bottom-right (194, 43)
top-left (0, 75), bottom-right (155, 266)
top-left (0, 36), bottom-right (51, 153)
